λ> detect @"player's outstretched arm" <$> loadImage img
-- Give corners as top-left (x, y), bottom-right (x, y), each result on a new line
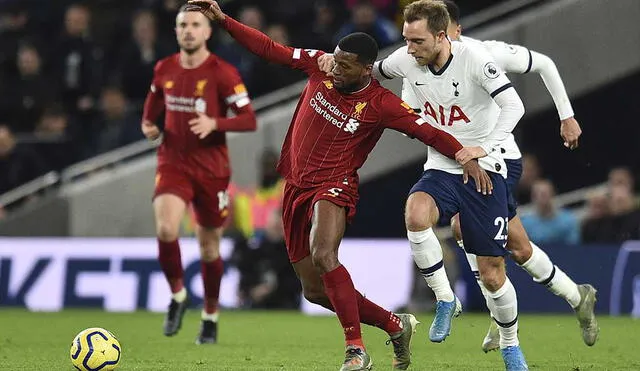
top-left (528, 50), bottom-right (582, 149)
top-left (492, 40), bottom-right (582, 149)
top-left (188, 0), bottom-right (319, 71)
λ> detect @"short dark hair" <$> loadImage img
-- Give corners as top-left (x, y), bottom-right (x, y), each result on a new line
top-left (442, 0), bottom-right (460, 24)
top-left (337, 32), bottom-right (378, 65)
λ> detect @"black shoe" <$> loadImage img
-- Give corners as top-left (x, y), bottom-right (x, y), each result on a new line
top-left (195, 320), bottom-right (218, 345)
top-left (163, 298), bottom-right (189, 336)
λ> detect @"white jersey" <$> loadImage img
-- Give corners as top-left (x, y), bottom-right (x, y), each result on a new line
top-left (378, 41), bottom-right (514, 177)
top-left (402, 35), bottom-right (575, 160)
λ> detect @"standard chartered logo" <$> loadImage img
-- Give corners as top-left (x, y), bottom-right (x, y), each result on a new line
top-left (309, 92), bottom-right (360, 134)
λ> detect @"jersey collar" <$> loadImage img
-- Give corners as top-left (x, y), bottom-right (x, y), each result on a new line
top-left (428, 40), bottom-right (454, 76)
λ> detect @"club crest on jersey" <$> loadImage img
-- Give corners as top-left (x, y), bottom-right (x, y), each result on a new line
top-left (452, 80), bottom-right (460, 97)
top-left (483, 62), bottom-right (500, 79)
top-left (164, 80), bottom-right (174, 89)
top-left (194, 79), bottom-right (208, 96)
top-left (352, 101), bottom-right (367, 119)
top-left (323, 80), bottom-right (334, 89)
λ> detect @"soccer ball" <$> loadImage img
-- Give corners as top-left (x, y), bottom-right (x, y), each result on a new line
top-left (70, 327), bottom-right (122, 371)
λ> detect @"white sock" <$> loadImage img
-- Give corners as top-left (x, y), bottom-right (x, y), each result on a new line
top-left (459, 241), bottom-right (490, 298)
top-left (172, 287), bottom-right (187, 303)
top-left (485, 278), bottom-right (519, 349)
top-left (521, 242), bottom-right (581, 308)
top-left (201, 310), bottom-right (219, 322)
top-left (408, 228), bottom-right (455, 302)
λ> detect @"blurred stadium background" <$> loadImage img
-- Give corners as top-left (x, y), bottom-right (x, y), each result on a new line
top-left (1, 0), bottom-right (639, 369)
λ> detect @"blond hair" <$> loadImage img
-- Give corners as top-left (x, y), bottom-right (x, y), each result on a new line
top-left (403, 0), bottom-right (450, 35)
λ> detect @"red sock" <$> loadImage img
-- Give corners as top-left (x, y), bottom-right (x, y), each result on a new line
top-left (201, 257), bottom-right (224, 314)
top-left (322, 265), bottom-right (364, 348)
top-left (356, 291), bottom-right (403, 335)
top-left (158, 239), bottom-right (184, 293)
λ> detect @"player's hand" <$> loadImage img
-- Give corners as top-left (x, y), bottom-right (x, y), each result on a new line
top-left (186, 0), bottom-right (225, 22)
top-left (189, 111), bottom-right (218, 139)
top-left (141, 120), bottom-right (160, 140)
top-left (560, 116), bottom-right (582, 150)
top-left (317, 53), bottom-right (335, 75)
top-left (455, 146), bottom-right (487, 165)
top-left (462, 160), bottom-right (493, 195)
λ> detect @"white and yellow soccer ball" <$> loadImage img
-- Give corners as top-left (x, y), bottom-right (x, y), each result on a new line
top-left (70, 327), bottom-right (122, 371)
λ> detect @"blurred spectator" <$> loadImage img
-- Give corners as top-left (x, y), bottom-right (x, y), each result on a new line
top-left (116, 10), bottom-right (172, 106)
top-left (247, 24), bottom-right (305, 97)
top-left (0, 4), bottom-right (31, 79)
top-left (521, 179), bottom-right (580, 245)
top-left (0, 43), bottom-right (56, 133)
top-left (344, 0), bottom-right (395, 18)
top-left (299, 1), bottom-right (343, 51)
top-left (33, 104), bottom-right (78, 171)
top-left (53, 4), bottom-right (100, 117)
top-left (230, 148), bottom-right (284, 239)
top-left (516, 153), bottom-right (542, 204)
top-left (153, 0), bottom-right (183, 46)
top-left (582, 168), bottom-right (640, 243)
top-left (335, 0), bottom-right (400, 49)
top-left (608, 166), bottom-right (636, 192)
top-left (233, 208), bottom-right (301, 309)
top-left (91, 86), bottom-right (142, 155)
top-left (0, 125), bottom-right (47, 194)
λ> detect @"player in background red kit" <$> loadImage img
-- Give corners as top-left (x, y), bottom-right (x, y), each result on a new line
top-left (189, 1), bottom-right (489, 369)
top-left (141, 5), bottom-right (257, 345)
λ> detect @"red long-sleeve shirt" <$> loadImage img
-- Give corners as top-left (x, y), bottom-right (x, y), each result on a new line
top-left (221, 16), bottom-right (462, 189)
top-left (143, 53), bottom-right (257, 178)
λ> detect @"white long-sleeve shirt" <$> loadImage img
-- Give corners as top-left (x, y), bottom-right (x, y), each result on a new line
top-left (403, 35), bottom-right (574, 160)
top-left (377, 40), bottom-right (524, 177)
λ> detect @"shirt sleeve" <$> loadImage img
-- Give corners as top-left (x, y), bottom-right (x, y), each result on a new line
top-left (221, 16), bottom-right (324, 75)
top-left (373, 46), bottom-right (408, 80)
top-left (470, 50), bottom-right (525, 155)
top-left (379, 91), bottom-right (463, 159)
top-left (215, 65), bottom-right (257, 132)
top-left (482, 40), bottom-right (532, 75)
top-left (142, 61), bottom-right (165, 123)
top-left (484, 40), bottom-right (574, 120)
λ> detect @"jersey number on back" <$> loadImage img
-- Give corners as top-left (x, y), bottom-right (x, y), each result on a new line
top-left (423, 102), bottom-right (470, 126)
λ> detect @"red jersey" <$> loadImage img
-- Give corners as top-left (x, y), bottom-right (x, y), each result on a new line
top-left (143, 53), bottom-right (256, 178)
top-left (221, 16), bottom-right (462, 189)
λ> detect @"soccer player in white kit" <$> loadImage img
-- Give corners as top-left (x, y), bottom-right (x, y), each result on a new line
top-left (406, 0), bottom-right (597, 353)
top-left (379, 1), bottom-right (529, 369)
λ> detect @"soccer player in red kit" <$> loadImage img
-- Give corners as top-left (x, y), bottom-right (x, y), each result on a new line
top-left (141, 5), bottom-right (257, 345)
top-left (189, 1), bottom-right (490, 369)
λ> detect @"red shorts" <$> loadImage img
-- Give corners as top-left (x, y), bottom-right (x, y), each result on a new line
top-left (154, 163), bottom-right (230, 228)
top-left (282, 182), bottom-right (358, 263)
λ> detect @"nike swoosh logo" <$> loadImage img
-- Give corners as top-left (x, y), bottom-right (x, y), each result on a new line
top-left (415, 82), bottom-right (427, 86)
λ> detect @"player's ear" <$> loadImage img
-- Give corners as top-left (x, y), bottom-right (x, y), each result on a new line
top-left (363, 63), bottom-right (373, 77)
top-left (436, 30), bottom-right (446, 42)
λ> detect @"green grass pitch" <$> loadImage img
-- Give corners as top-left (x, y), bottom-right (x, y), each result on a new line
top-left (0, 309), bottom-right (637, 370)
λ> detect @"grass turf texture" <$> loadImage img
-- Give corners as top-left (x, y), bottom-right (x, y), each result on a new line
top-left (0, 309), bottom-right (636, 370)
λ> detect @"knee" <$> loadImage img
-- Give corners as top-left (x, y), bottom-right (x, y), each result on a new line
top-left (310, 247), bottom-right (338, 273)
top-left (156, 221), bottom-right (179, 242)
top-left (405, 196), bottom-right (434, 231)
top-left (199, 244), bottom-right (220, 262)
top-left (198, 230), bottom-right (221, 262)
top-left (450, 214), bottom-right (462, 242)
top-left (479, 267), bottom-right (506, 292)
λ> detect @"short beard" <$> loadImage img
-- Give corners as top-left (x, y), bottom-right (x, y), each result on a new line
top-left (181, 44), bottom-right (202, 55)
